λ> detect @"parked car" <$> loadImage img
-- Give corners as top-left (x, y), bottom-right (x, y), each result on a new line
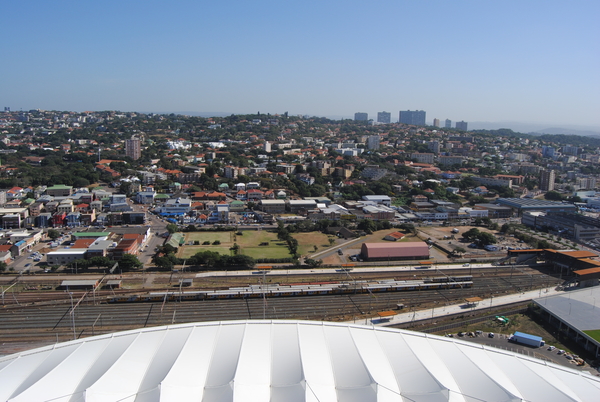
top-left (488, 332), bottom-right (495, 338)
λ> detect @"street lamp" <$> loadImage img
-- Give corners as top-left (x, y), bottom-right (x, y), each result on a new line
top-left (68, 292), bottom-right (76, 340)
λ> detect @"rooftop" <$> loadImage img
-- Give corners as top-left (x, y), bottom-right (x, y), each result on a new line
top-left (533, 286), bottom-right (600, 332)
top-left (496, 198), bottom-right (578, 210)
top-left (1, 320), bottom-right (599, 401)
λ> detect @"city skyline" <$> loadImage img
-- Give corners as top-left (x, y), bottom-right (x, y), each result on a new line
top-left (1, 1), bottom-right (598, 131)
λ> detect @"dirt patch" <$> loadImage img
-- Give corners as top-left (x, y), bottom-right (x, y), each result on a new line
top-left (417, 225), bottom-right (522, 259)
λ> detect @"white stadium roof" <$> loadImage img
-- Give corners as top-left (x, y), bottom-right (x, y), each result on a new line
top-left (1, 320), bottom-right (599, 402)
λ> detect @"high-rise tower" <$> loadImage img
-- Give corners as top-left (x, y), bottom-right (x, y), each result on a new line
top-left (354, 112), bottom-right (368, 121)
top-left (455, 121), bottom-right (468, 131)
top-left (399, 110), bottom-right (426, 126)
top-left (377, 111), bottom-right (391, 124)
top-left (126, 136), bottom-right (142, 160)
top-left (540, 169), bottom-right (555, 191)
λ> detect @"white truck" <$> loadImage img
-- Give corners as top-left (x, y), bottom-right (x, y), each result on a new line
top-left (509, 331), bottom-right (544, 348)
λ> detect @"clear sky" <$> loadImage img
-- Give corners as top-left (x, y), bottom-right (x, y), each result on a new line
top-left (1, 1), bottom-right (598, 130)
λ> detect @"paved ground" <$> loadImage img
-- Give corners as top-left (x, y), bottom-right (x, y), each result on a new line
top-left (355, 286), bottom-right (600, 377)
top-left (456, 331), bottom-right (600, 376)
top-left (361, 286), bottom-right (557, 327)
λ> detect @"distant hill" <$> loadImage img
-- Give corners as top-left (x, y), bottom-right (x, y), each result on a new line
top-left (469, 121), bottom-right (600, 138)
top-left (532, 127), bottom-right (600, 138)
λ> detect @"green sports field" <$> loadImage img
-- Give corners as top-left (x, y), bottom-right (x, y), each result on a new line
top-left (184, 232), bottom-right (233, 244)
top-left (176, 230), bottom-right (335, 260)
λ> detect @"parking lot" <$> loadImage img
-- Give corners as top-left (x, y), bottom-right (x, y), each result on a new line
top-left (454, 331), bottom-right (599, 375)
top-left (417, 225), bottom-right (530, 258)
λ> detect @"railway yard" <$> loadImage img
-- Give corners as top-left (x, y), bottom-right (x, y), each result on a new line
top-left (0, 265), bottom-right (564, 355)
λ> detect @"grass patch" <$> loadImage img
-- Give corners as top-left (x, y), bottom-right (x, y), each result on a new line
top-left (242, 246), bottom-right (291, 259)
top-left (400, 236), bottom-right (426, 242)
top-left (236, 231), bottom-right (277, 247)
top-left (433, 312), bottom-right (573, 352)
top-left (292, 232), bottom-right (331, 255)
top-left (178, 246), bottom-right (233, 259)
top-left (178, 230), bottom-right (291, 259)
top-left (177, 230), bottom-right (347, 260)
top-left (583, 329), bottom-right (600, 342)
top-left (184, 232), bottom-right (233, 244)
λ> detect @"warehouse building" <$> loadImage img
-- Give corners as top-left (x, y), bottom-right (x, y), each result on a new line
top-left (522, 211), bottom-right (600, 242)
top-left (495, 198), bottom-right (577, 216)
top-left (360, 241), bottom-right (429, 261)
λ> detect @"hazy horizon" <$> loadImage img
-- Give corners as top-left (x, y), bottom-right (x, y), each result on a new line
top-left (1, 1), bottom-right (598, 130)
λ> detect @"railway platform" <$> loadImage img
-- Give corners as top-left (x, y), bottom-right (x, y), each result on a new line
top-left (360, 286), bottom-right (561, 327)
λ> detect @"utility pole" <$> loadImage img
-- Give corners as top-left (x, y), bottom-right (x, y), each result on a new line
top-left (68, 292), bottom-right (76, 340)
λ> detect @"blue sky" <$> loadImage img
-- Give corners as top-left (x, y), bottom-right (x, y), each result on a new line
top-left (1, 1), bottom-right (598, 130)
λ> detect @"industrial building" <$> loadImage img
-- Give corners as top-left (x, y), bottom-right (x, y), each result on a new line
top-left (522, 211), bottom-right (600, 242)
top-left (1, 320), bottom-right (599, 401)
top-left (508, 248), bottom-right (600, 278)
top-left (532, 286), bottom-right (600, 358)
top-left (361, 241), bottom-right (429, 261)
top-left (472, 203), bottom-right (513, 218)
top-left (495, 198), bottom-right (577, 216)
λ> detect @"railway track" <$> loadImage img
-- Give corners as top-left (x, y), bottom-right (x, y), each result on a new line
top-left (0, 269), bottom-right (563, 349)
top-left (0, 266), bottom-right (557, 306)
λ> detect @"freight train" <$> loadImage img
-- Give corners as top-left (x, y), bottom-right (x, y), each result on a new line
top-left (109, 276), bottom-right (473, 303)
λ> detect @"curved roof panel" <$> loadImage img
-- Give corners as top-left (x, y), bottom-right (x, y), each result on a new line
top-left (0, 320), bottom-right (599, 401)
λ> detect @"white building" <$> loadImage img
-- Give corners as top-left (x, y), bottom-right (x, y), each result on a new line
top-left (361, 195), bottom-right (392, 207)
top-left (1, 320), bottom-right (599, 402)
top-left (410, 152), bottom-right (435, 164)
top-left (157, 198), bottom-right (192, 216)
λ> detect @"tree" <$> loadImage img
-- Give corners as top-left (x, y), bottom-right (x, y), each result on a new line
top-left (544, 191), bottom-right (563, 201)
top-left (453, 247), bottom-right (466, 255)
top-left (287, 237), bottom-right (299, 256)
top-left (565, 195), bottom-right (582, 203)
top-left (48, 229), bottom-right (60, 240)
top-left (154, 256), bottom-right (174, 270)
top-left (120, 254), bottom-right (143, 271)
top-left (462, 228), bottom-right (481, 242)
top-left (357, 219), bottom-right (376, 234)
top-left (304, 258), bottom-right (323, 268)
top-left (477, 232), bottom-right (497, 246)
top-left (166, 223), bottom-right (178, 234)
top-left (88, 256), bottom-right (113, 270)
